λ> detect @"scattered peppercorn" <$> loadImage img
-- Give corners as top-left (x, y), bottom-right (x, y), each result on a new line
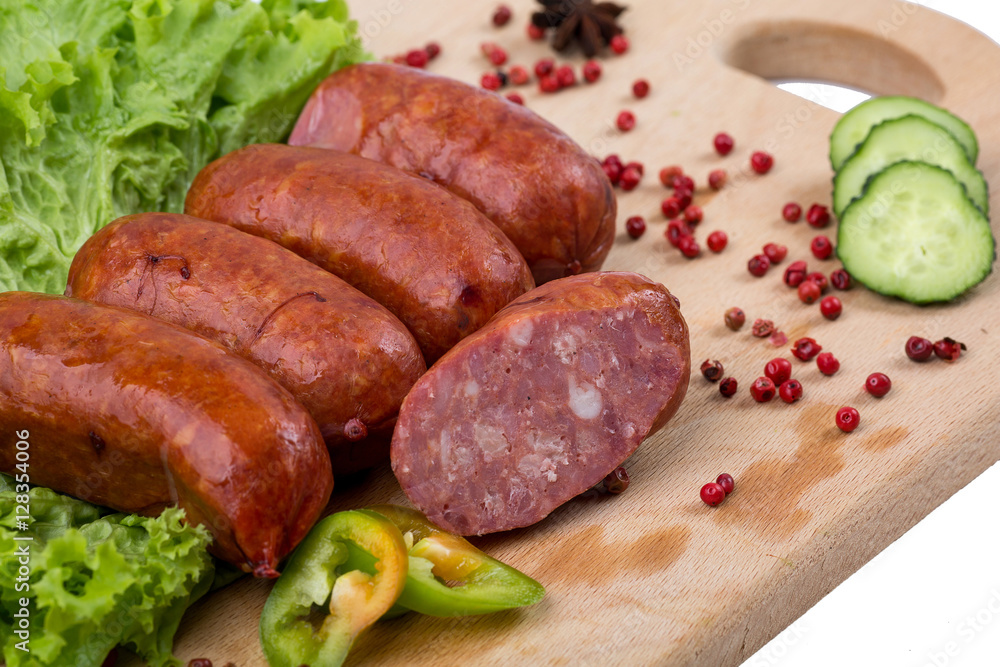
top-left (582, 60), bottom-right (602, 83)
top-left (624, 215), bottom-right (646, 239)
top-left (505, 92), bottom-right (524, 105)
top-left (603, 467), bottom-right (629, 494)
top-left (933, 337), bottom-right (966, 361)
top-left (624, 161), bottom-right (644, 176)
top-left (806, 204), bottom-right (831, 228)
top-left (509, 64), bottom-right (530, 85)
top-left (707, 230), bottom-right (728, 253)
top-left (835, 406), bottom-right (860, 432)
top-left (747, 253), bottom-right (771, 277)
top-left (619, 166), bottom-right (641, 191)
top-left (701, 359), bottom-right (724, 382)
top-left (683, 206), bottom-right (703, 226)
top-left (782, 202), bottom-right (802, 222)
top-left (556, 64), bottom-right (576, 87)
top-left (816, 351), bottom-right (840, 376)
top-left (750, 376), bottom-right (776, 402)
top-left (661, 196), bottom-right (681, 218)
top-left (750, 151), bottom-right (774, 174)
top-left (806, 272), bottom-right (829, 291)
top-left (188, 660), bottom-right (212, 667)
top-left (701, 482), bottom-right (726, 506)
top-left (405, 49), bottom-right (429, 68)
top-left (811, 235), bottom-right (834, 260)
top-left (716, 473), bottom-right (735, 495)
top-left (713, 132), bottom-right (734, 156)
top-left (678, 235), bottom-right (700, 258)
top-left (534, 58), bottom-right (555, 77)
top-left (665, 219), bottom-right (692, 247)
top-left (865, 372), bottom-right (892, 397)
top-left (660, 165), bottom-right (683, 188)
top-left (610, 34), bottom-right (629, 54)
top-left (724, 307), bottom-right (745, 331)
top-left (819, 295), bottom-right (842, 320)
top-left (719, 377), bottom-right (738, 397)
top-left (752, 318), bottom-right (775, 338)
top-left (905, 336), bottom-right (934, 361)
top-left (764, 357), bottom-right (792, 385)
top-left (616, 110), bottom-right (636, 131)
top-left (763, 242), bottom-right (787, 264)
top-left (830, 268), bottom-right (852, 290)
top-left (527, 23), bottom-right (546, 40)
top-left (481, 72), bottom-right (502, 90)
top-left (492, 4), bottom-right (512, 26)
top-left (768, 331), bottom-right (788, 347)
top-left (539, 74), bottom-right (560, 93)
top-left (708, 169), bottom-right (727, 190)
top-left (425, 42), bottom-right (442, 59)
top-left (632, 79), bottom-right (650, 98)
top-left (783, 260), bottom-right (808, 287)
top-left (674, 186), bottom-right (693, 210)
top-left (778, 379), bottom-right (803, 403)
top-left (791, 337), bottom-right (822, 361)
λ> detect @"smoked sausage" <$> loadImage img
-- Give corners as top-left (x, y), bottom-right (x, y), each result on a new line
top-left (0, 292), bottom-right (332, 576)
top-left (66, 213), bottom-right (426, 472)
top-left (184, 143), bottom-right (534, 362)
top-left (288, 62), bottom-right (617, 284)
top-left (390, 272), bottom-right (690, 535)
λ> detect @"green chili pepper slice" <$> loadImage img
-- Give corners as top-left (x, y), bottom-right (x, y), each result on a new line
top-left (259, 509), bottom-right (408, 667)
top-left (368, 504), bottom-right (545, 617)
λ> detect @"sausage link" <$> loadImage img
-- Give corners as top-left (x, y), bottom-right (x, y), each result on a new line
top-left (390, 272), bottom-right (690, 535)
top-left (184, 143), bottom-right (535, 363)
top-left (0, 293), bottom-right (332, 575)
top-left (288, 62), bottom-right (617, 284)
top-left (66, 213), bottom-right (426, 472)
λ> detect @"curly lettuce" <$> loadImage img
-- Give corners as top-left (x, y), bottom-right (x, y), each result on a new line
top-left (0, 0), bottom-right (367, 293)
top-left (0, 473), bottom-right (215, 667)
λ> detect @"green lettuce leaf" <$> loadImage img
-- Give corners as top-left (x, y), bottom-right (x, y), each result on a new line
top-left (0, 474), bottom-right (215, 667)
top-left (0, 0), bottom-right (367, 294)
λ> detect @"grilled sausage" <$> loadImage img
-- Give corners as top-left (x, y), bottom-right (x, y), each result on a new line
top-left (66, 213), bottom-right (426, 472)
top-left (0, 292), bottom-right (332, 575)
top-left (288, 62), bottom-right (617, 284)
top-left (184, 143), bottom-right (534, 362)
top-left (390, 272), bottom-right (690, 535)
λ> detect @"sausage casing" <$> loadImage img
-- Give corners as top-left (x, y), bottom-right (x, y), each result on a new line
top-left (288, 63), bottom-right (617, 284)
top-left (391, 272), bottom-right (690, 535)
top-left (66, 213), bottom-right (426, 471)
top-left (184, 143), bottom-right (535, 362)
top-left (0, 292), bottom-right (332, 575)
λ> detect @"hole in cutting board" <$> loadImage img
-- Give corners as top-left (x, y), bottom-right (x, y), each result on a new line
top-left (774, 80), bottom-right (871, 113)
top-left (721, 20), bottom-right (945, 105)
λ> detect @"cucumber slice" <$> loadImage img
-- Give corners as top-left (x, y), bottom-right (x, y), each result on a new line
top-left (837, 161), bottom-right (995, 304)
top-left (830, 96), bottom-right (978, 170)
top-left (833, 115), bottom-right (989, 217)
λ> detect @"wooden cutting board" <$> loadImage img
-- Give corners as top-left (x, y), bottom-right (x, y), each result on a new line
top-left (147, 0), bottom-right (1000, 664)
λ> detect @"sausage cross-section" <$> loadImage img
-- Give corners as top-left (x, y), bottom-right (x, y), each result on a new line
top-left (390, 272), bottom-right (690, 535)
top-left (0, 292), bottom-right (332, 575)
top-left (288, 63), bottom-right (616, 285)
top-left (184, 143), bottom-right (535, 362)
top-left (66, 212), bottom-right (426, 472)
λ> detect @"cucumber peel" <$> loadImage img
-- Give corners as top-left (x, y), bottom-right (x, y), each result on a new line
top-left (833, 115), bottom-right (988, 217)
top-left (837, 161), bottom-right (994, 304)
top-left (830, 95), bottom-right (979, 171)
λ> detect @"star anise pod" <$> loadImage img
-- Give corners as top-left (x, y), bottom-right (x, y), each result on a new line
top-left (531, 0), bottom-right (627, 57)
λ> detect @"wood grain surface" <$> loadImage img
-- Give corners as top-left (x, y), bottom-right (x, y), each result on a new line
top-left (141, 0), bottom-right (1000, 664)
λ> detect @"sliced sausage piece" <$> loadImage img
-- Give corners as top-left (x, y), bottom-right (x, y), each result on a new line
top-left (390, 272), bottom-right (690, 535)
top-left (288, 62), bottom-right (616, 285)
top-left (184, 143), bottom-right (534, 363)
top-left (66, 213), bottom-right (426, 472)
top-left (0, 292), bottom-right (332, 575)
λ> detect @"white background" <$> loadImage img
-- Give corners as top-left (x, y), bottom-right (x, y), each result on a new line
top-left (744, 3), bottom-right (1000, 666)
